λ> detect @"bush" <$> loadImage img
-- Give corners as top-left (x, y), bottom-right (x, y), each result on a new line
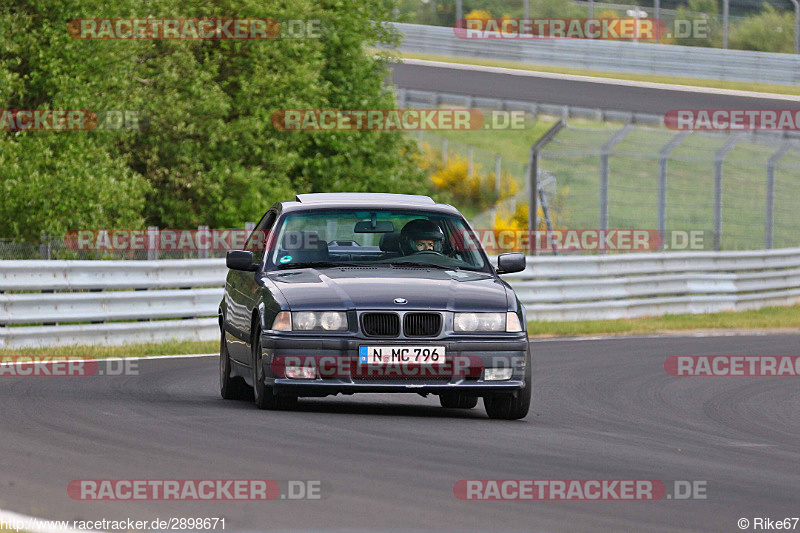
top-left (730, 4), bottom-right (796, 53)
top-left (419, 142), bottom-right (518, 212)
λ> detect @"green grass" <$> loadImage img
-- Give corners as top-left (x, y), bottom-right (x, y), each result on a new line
top-left (394, 50), bottom-right (800, 97)
top-left (528, 305), bottom-right (800, 337)
top-left (419, 116), bottom-right (558, 157)
top-left (0, 340), bottom-right (216, 358)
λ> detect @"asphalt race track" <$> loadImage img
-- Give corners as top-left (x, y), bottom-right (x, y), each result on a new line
top-left (390, 61), bottom-right (800, 115)
top-left (1, 334), bottom-right (799, 532)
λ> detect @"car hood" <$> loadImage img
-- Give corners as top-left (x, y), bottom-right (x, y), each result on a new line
top-left (266, 267), bottom-right (510, 312)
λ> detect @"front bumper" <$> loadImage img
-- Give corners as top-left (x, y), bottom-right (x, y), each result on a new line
top-left (260, 333), bottom-right (531, 397)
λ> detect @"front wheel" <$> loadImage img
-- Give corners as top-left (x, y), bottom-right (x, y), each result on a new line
top-left (439, 393), bottom-right (478, 409)
top-left (251, 323), bottom-right (297, 410)
top-left (220, 327), bottom-right (249, 400)
top-left (484, 361), bottom-right (531, 420)
top-left (484, 388), bottom-right (530, 420)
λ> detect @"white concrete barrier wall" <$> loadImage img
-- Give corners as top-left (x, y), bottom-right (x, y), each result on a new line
top-left (391, 23), bottom-right (800, 85)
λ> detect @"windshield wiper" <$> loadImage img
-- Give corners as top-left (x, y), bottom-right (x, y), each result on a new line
top-left (276, 261), bottom-right (349, 270)
top-left (277, 261), bottom-right (385, 270)
top-left (385, 261), bottom-right (453, 270)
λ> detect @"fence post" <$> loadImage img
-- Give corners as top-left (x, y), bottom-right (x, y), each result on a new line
top-left (723, 0), bottom-right (729, 49)
top-left (489, 155), bottom-right (498, 229)
top-left (147, 226), bottom-right (159, 260)
top-left (495, 155), bottom-right (502, 197)
top-left (654, 0), bottom-right (660, 43)
top-left (539, 184), bottom-right (557, 256)
top-left (713, 136), bottom-right (741, 251)
top-left (528, 120), bottom-right (565, 255)
top-left (599, 125), bottom-right (634, 237)
top-left (39, 231), bottom-right (51, 260)
top-left (791, 0), bottom-right (800, 54)
top-left (198, 225), bottom-right (210, 259)
top-left (658, 131), bottom-right (691, 244)
top-left (765, 143), bottom-right (791, 249)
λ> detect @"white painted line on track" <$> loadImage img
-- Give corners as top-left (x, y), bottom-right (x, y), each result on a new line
top-left (399, 58), bottom-right (800, 101)
top-left (531, 330), bottom-right (800, 343)
top-left (0, 353), bottom-right (216, 366)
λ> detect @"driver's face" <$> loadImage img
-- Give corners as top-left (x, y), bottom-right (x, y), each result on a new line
top-left (415, 239), bottom-right (435, 251)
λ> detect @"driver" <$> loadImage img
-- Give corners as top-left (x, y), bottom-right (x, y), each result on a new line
top-left (399, 219), bottom-right (445, 255)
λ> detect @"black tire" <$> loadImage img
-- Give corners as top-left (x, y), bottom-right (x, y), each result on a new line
top-left (484, 360), bottom-right (532, 420)
top-left (251, 323), bottom-right (297, 410)
top-left (439, 393), bottom-right (478, 409)
top-left (220, 328), bottom-right (249, 400)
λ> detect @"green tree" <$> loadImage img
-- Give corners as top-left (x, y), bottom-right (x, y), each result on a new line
top-left (0, 0), bottom-right (427, 239)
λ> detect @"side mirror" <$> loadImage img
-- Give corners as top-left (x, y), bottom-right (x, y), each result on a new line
top-left (496, 252), bottom-right (526, 275)
top-left (226, 250), bottom-right (258, 271)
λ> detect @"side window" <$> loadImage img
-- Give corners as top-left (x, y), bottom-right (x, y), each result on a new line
top-left (245, 211), bottom-right (277, 264)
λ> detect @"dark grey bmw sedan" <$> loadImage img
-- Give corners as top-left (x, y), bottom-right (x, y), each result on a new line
top-left (219, 193), bottom-right (531, 419)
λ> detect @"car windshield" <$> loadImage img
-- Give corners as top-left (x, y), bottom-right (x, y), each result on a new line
top-left (268, 209), bottom-right (488, 272)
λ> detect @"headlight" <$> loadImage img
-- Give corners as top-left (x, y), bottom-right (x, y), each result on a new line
top-left (454, 312), bottom-right (523, 332)
top-left (292, 311), bottom-right (347, 331)
top-left (454, 312), bottom-right (504, 332)
top-left (272, 311), bottom-right (292, 331)
top-left (506, 312), bottom-right (523, 332)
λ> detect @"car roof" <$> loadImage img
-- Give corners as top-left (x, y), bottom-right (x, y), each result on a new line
top-left (279, 193), bottom-right (460, 215)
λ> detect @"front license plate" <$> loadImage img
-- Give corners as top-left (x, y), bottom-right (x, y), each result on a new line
top-left (359, 346), bottom-right (446, 365)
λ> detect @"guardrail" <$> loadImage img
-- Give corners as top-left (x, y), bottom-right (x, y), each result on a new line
top-left (391, 23), bottom-right (800, 85)
top-left (1, 249), bottom-right (798, 348)
top-left (500, 247), bottom-right (800, 321)
top-left (0, 260), bottom-right (226, 349)
top-left (397, 88), bottom-right (666, 126)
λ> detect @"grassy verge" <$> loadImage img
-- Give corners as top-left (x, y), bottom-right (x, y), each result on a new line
top-left (393, 51), bottom-right (800, 96)
top-left (528, 305), bottom-right (800, 337)
top-left (419, 116), bottom-right (558, 161)
top-left (0, 340), bottom-right (217, 358)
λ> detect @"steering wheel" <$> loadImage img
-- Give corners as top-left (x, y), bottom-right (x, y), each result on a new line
top-left (413, 250), bottom-right (442, 256)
